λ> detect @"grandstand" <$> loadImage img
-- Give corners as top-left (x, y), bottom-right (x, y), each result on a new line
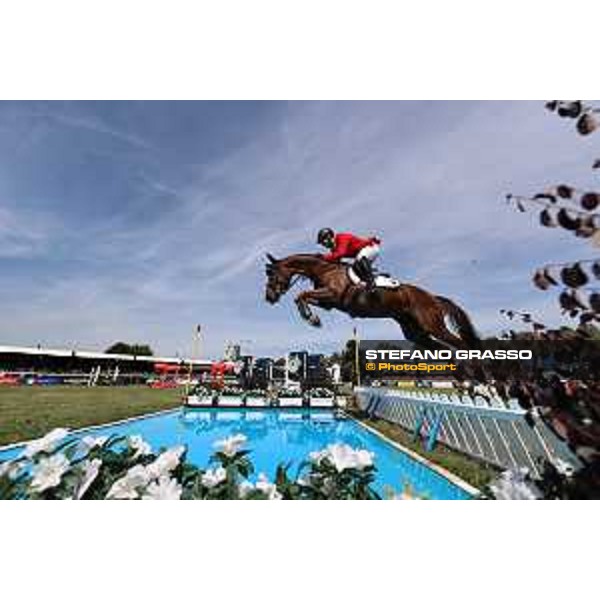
top-left (0, 344), bottom-right (213, 386)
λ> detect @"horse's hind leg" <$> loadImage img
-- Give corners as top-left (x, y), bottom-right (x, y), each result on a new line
top-left (396, 303), bottom-right (465, 350)
top-left (417, 307), bottom-right (469, 350)
top-left (431, 327), bottom-right (468, 350)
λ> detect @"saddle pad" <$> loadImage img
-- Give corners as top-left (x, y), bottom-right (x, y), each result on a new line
top-left (348, 266), bottom-right (401, 289)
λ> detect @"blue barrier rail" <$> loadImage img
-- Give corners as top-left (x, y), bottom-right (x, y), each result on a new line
top-left (354, 386), bottom-right (580, 476)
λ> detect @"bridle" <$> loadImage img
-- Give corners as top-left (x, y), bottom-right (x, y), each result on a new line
top-left (267, 266), bottom-right (304, 297)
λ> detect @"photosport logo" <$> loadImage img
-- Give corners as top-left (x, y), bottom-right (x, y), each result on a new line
top-left (358, 339), bottom-right (600, 381)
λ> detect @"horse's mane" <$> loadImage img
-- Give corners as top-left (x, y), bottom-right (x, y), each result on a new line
top-left (280, 253), bottom-right (342, 269)
top-left (267, 253), bottom-right (341, 280)
top-left (284, 253), bottom-right (324, 260)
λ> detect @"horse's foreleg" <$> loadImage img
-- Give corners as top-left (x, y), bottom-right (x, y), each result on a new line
top-left (295, 289), bottom-right (336, 328)
top-left (295, 296), bottom-right (319, 327)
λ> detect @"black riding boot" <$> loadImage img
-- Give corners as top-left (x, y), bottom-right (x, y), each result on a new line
top-left (356, 257), bottom-right (376, 291)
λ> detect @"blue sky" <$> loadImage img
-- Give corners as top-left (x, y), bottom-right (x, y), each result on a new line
top-left (0, 101), bottom-right (597, 359)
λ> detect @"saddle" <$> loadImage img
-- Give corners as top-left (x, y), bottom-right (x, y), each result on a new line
top-left (347, 264), bottom-right (401, 289)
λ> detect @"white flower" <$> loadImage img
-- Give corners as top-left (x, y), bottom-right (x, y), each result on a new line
top-left (309, 449), bottom-right (328, 463)
top-left (30, 454), bottom-right (70, 492)
top-left (22, 428), bottom-right (70, 459)
top-left (238, 475), bottom-right (281, 500)
top-left (213, 434), bottom-right (247, 457)
top-left (239, 480), bottom-right (255, 498)
top-left (490, 469), bottom-right (541, 500)
top-left (146, 446), bottom-right (185, 479)
top-left (75, 459), bottom-right (102, 499)
top-left (106, 465), bottom-right (151, 500)
top-left (80, 436), bottom-right (108, 451)
top-left (142, 476), bottom-right (182, 500)
top-left (201, 467), bottom-right (227, 488)
top-left (551, 458), bottom-right (575, 477)
top-left (255, 473), bottom-right (282, 500)
top-left (311, 444), bottom-right (374, 472)
top-left (0, 460), bottom-right (22, 479)
top-left (106, 445), bottom-right (185, 499)
top-left (128, 435), bottom-right (152, 458)
top-left (354, 450), bottom-right (375, 469)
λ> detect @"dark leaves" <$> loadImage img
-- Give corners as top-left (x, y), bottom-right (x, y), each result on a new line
top-left (557, 101), bottom-right (582, 119)
top-left (539, 208), bottom-right (556, 227)
top-left (545, 100), bottom-right (599, 136)
top-left (556, 184), bottom-right (574, 199)
top-left (556, 208), bottom-right (581, 231)
top-left (577, 113), bottom-right (598, 136)
top-left (560, 263), bottom-right (589, 288)
top-left (581, 192), bottom-right (600, 211)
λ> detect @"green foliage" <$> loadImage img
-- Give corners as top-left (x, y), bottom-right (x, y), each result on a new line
top-left (340, 339), bottom-right (358, 383)
top-left (0, 430), bottom-right (384, 500)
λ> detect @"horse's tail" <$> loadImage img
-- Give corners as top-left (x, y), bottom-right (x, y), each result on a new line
top-left (436, 295), bottom-right (481, 348)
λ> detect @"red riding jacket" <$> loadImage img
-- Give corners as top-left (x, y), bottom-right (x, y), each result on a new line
top-left (322, 232), bottom-right (380, 262)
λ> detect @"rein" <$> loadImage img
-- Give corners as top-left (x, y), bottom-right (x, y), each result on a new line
top-left (287, 274), bottom-right (303, 291)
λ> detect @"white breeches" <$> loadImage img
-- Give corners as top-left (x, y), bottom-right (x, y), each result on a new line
top-left (356, 243), bottom-right (380, 263)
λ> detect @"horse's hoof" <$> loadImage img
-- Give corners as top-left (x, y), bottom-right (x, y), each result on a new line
top-left (310, 317), bottom-right (322, 328)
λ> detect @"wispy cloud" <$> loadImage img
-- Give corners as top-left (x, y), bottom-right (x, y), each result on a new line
top-left (0, 206), bottom-right (60, 258)
top-left (0, 101), bottom-right (594, 357)
top-left (20, 106), bottom-right (156, 151)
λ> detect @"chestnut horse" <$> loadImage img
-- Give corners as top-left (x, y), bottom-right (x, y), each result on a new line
top-left (264, 253), bottom-right (479, 350)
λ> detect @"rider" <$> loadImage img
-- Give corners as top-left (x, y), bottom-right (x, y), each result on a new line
top-left (317, 227), bottom-right (381, 290)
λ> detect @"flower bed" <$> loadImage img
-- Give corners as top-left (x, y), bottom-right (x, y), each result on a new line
top-left (2, 425), bottom-right (549, 500)
top-left (217, 386), bottom-right (245, 407)
top-left (306, 387), bottom-right (336, 407)
top-left (0, 428), bottom-right (384, 500)
top-left (185, 385), bottom-right (214, 407)
top-left (276, 388), bottom-right (304, 407)
top-left (244, 389), bottom-right (269, 407)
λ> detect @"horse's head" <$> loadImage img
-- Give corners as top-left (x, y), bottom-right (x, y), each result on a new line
top-left (264, 253), bottom-right (293, 304)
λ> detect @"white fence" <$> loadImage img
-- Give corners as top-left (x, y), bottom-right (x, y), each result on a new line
top-left (354, 386), bottom-right (579, 477)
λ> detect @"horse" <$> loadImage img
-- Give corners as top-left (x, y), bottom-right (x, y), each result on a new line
top-left (264, 252), bottom-right (479, 350)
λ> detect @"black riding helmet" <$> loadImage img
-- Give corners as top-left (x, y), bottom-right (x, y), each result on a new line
top-left (317, 227), bottom-right (335, 247)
